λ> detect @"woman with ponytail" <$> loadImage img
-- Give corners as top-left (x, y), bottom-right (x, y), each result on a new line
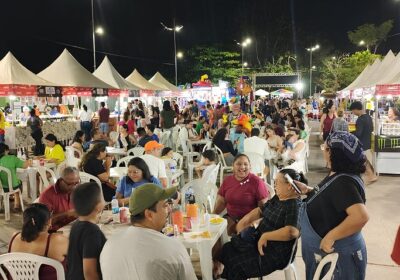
top-left (8, 203), bottom-right (68, 280)
top-left (42, 134), bottom-right (65, 165)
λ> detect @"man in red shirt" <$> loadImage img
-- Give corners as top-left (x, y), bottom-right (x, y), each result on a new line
top-left (39, 166), bottom-right (80, 231)
top-left (98, 101), bottom-right (110, 136)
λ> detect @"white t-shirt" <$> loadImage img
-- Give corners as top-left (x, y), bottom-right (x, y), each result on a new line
top-left (100, 227), bottom-right (197, 280)
top-left (140, 154), bottom-right (167, 179)
top-left (244, 136), bottom-right (269, 158)
top-left (79, 110), bottom-right (92, 122)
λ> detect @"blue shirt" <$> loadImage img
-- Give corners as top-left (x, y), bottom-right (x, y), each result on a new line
top-left (150, 134), bottom-right (159, 142)
top-left (116, 176), bottom-right (161, 198)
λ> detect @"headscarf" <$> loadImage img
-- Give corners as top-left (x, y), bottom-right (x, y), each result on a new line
top-left (326, 131), bottom-right (364, 163)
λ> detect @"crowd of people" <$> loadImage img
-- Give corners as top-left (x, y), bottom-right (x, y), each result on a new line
top-left (1, 96), bottom-right (377, 280)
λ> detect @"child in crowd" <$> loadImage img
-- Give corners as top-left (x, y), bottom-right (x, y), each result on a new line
top-left (145, 124), bottom-right (159, 142)
top-left (67, 182), bottom-right (106, 280)
top-left (137, 127), bottom-right (152, 147)
top-left (195, 149), bottom-right (217, 179)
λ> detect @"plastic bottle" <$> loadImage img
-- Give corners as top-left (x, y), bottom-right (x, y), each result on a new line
top-left (111, 198), bottom-right (120, 223)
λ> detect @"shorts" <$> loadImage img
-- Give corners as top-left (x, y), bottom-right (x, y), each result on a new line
top-left (99, 122), bottom-right (109, 134)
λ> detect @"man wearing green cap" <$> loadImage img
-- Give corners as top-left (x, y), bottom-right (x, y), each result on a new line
top-left (100, 183), bottom-right (196, 280)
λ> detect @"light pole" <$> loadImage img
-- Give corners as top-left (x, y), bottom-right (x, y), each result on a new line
top-left (91, 0), bottom-right (104, 71)
top-left (236, 38), bottom-right (251, 75)
top-left (161, 20), bottom-right (183, 86)
top-left (306, 44), bottom-right (320, 97)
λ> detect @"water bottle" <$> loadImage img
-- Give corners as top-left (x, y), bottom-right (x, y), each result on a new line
top-left (185, 187), bottom-right (193, 204)
top-left (111, 198), bottom-right (120, 223)
top-left (170, 160), bottom-right (176, 173)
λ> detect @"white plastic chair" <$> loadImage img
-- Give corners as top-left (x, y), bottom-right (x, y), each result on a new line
top-left (79, 171), bottom-right (103, 198)
top-left (0, 167), bottom-right (25, 221)
top-left (116, 156), bottom-right (135, 167)
top-left (36, 166), bottom-right (57, 194)
top-left (214, 146), bottom-right (233, 183)
top-left (127, 146), bottom-right (145, 157)
top-left (312, 253), bottom-right (339, 280)
top-left (202, 163), bottom-right (220, 186)
top-left (160, 130), bottom-right (171, 147)
top-left (245, 152), bottom-right (266, 177)
top-left (181, 179), bottom-right (216, 213)
top-left (172, 152), bottom-right (184, 170)
top-left (0, 252), bottom-right (65, 280)
top-left (55, 161), bottom-right (67, 178)
top-left (65, 146), bottom-right (82, 159)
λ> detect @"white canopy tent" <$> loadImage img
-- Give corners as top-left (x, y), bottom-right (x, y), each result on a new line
top-left (125, 69), bottom-right (164, 91)
top-left (148, 72), bottom-right (180, 92)
top-left (344, 58), bottom-right (381, 91)
top-left (93, 56), bottom-right (139, 91)
top-left (38, 49), bottom-right (113, 89)
top-left (0, 52), bottom-right (55, 86)
top-left (376, 52), bottom-right (400, 85)
top-left (255, 89), bottom-right (269, 97)
top-left (363, 50), bottom-right (396, 88)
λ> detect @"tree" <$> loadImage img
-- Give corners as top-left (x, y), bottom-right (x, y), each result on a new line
top-left (317, 50), bottom-right (381, 92)
top-left (348, 20), bottom-right (394, 53)
top-left (179, 46), bottom-right (241, 85)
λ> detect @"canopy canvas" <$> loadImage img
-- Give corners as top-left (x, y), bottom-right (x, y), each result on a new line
top-left (270, 89), bottom-right (294, 97)
top-left (0, 52), bottom-right (55, 96)
top-left (38, 49), bottom-right (114, 96)
top-left (255, 89), bottom-right (269, 96)
top-left (149, 72), bottom-right (180, 92)
top-left (363, 50), bottom-right (396, 88)
top-left (93, 56), bottom-right (140, 97)
top-left (125, 69), bottom-right (164, 93)
top-left (342, 58), bottom-right (381, 92)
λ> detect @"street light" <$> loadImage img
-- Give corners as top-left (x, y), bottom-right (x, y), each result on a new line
top-left (243, 62), bottom-right (248, 67)
top-left (236, 38), bottom-right (252, 74)
top-left (91, 0), bottom-right (105, 71)
top-left (161, 21), bottom-right (183, 86)
top-left (306, 44), bottom-right (320, 97)
top-left (359, 40), bottom-right (365, 46)
top-left (177, 51), bottom-right (183, 59)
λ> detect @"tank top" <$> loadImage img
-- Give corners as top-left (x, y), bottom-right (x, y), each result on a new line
top-left (8, 233), bottom-right (67, 280)
top-left (323, 114), bottom-right (335, 133)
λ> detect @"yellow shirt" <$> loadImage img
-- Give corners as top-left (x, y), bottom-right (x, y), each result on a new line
top-left (45, 144), bottom-right (65, 165)
top-left (0, 111), bottom-right (5, 130)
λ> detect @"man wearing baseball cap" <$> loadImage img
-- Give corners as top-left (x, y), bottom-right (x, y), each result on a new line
top-left (140, 140), bottom-right (168, 187)
top-left (100, 184), bottom-right (196, 280)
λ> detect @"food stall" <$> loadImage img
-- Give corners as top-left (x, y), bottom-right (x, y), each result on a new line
top-left (374, 85), bottom-right (400, 174)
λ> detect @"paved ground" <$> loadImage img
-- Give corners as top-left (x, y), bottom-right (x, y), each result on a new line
top-left (1, 120), bottom-right (399, 279)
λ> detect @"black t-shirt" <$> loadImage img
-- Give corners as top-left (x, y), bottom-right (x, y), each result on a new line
top-left (138, 135), bottom-right (152, 147)
top-left (67, 221), bottom-right (106, 280)
top-left (82, 158), bottom-right (105, 177)
top-left (353, 114), bottom-right (373, 150)
top-left (306, 174), bottom-right (366, 237)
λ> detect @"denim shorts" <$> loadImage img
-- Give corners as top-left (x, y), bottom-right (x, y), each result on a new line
top-left (99, 122), bottom-right (109, 134)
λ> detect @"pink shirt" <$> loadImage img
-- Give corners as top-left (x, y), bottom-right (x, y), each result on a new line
top-left (218, 173), bottom-right (268, 219)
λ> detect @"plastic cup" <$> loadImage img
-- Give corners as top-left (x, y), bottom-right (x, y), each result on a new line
top-left (119, 207), bottom-right (129, 224)
top-left (190, 217), bottom-right (200, 232)
top-left (172, 210), bottom-right (184, 233)
top-left (186, 203), bottom-right (198, 218)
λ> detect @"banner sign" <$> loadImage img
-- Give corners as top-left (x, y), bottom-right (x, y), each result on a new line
top-left (376, 85), bottom-right (400, 96)
top-left (37, 86), bottom-right (62, 97)
top-left (62, 87), bottom-right (93, 97)
top-left (139, 90), bottom-right (155, 97)
top-left (0, 84), bottom-right (37, 96)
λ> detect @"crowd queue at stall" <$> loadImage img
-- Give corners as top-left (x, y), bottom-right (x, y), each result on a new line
top-left (0, 95), bottom-right (391, 280)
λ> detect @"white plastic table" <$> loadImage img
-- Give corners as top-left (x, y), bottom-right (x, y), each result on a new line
top-left (109, 167), bottom-right (127, 179)
top-left (60, 212), bottom-right (227, 280)
top-left (106, 147), bottom-right (127, 157)
top-left (17, 162), bottom-right (57, 200)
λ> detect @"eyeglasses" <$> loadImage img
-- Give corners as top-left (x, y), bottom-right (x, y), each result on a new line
top-left (61, 178), bottom-right (80, 187)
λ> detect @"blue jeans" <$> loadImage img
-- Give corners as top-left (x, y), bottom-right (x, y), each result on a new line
top-left (99, 122), bottom-right (109, 134)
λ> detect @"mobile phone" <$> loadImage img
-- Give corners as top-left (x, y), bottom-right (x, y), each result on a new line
top-left (284, 173), bottom-right (302, 194)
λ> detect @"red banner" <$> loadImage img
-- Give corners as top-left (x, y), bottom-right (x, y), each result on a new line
top-left (376, 85), bottom-right (400, 96)
top-left (108, 89), bottom-right (129, 97)
top-left (140, 89), bottom-right (155, 97)
top-left (62, 87), bottom-right (93, 96)
top-left (0, 84), bottom-right (37, 96)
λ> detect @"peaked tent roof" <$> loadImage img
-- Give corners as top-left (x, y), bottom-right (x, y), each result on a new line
top-left (342, 64), bottom-right (371, 92)
top-left (346, 58), bottom-right (381, 91)
top-left (255, 89), bottom-right (269, 96)
top-left (93, 56), bottom-right (140, 90)
top-left (0, 52), bottom-right (55, 86)
top-left (125, 69), bottom-right (164, 91)
top-left (376, 52), bottom-right (400, 85)
top-left (38, 49), bottom-right (114, 88)
top-left (363, 50), bottom-right (396, 88)
top-left (149, 72), bottom-right (180, 92)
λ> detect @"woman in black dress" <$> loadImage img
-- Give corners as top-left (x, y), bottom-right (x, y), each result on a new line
top-left (216, 168), bottom-right (307, 280)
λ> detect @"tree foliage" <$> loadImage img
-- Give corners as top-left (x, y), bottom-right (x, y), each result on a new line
top-left (318, 50), bottom-right (381, 92)
top-left (348, 20), bottom-right (393, 53)
top-left (179, 46), bottom-right (241, 85)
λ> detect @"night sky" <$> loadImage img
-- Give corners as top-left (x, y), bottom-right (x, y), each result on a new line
top-left (1, 0), bottom-right (399, 82)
